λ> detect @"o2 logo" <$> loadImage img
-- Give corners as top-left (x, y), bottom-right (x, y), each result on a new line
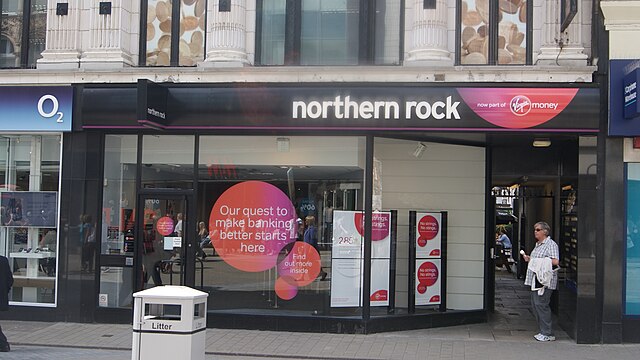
top-left (37, 94), bottom-right (64, 123)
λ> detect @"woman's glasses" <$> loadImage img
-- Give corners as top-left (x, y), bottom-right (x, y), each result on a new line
top-left (534, 228), bottom-right (543, 232)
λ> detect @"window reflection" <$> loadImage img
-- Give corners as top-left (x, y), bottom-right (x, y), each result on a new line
top-left (0, 135), bottom-right (61, 305)
top-left (198, 136), bottom-right (365, 315)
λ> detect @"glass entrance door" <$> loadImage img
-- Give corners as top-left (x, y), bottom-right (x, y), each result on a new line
top-left (97, 191), bottom-right (192, 309)
top-left (135, 193), bottom-right (190, 290)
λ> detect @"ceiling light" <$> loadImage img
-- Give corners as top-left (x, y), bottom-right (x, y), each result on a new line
top-left (277, 137), bottom-right (290, 152)
top-left (532, 138), bottom-right (551, 147)
top-left (412, 142), bottom-right (427, 158)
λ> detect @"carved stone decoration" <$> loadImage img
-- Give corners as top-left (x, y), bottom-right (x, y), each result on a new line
top-left (80, 0), bottom-right (136, 69)
top-left (202, 0), bottom-right (250, 66)
top-left (405, 0), bottom-right (452, 65)
top-left (37, 0), bottom-right (82, 69)
top-left (537, 0), bottom-right (587, 66)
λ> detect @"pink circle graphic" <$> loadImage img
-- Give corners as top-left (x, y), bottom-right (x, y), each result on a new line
top-left (210, 181), bottom-right (296, 272)
top-left (354, 212), bottom-right (390, 241)
top-left (156, 216), bottom-right (175, 236)
top-left (277, 242), bottom-right (321, 287)
top-left (417, 261), bottom-right (439, 287)
top-left (417, 215), bottom-right (439, 245)
top-left (275, 277), bottom-right (298, 300)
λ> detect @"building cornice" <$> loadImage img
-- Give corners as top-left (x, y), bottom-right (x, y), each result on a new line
top-left (0, 66), bottom-right (596, 86)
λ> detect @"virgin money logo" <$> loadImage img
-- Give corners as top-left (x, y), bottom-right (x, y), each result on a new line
top-left (457, 88), bottom-right (579, 129)
top-left (510, 95), bottom-right (531, 116)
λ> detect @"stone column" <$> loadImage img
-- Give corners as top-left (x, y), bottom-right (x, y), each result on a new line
top-left (80, 0), bottom-right (136, 69)
top-left (201, 0), bottom-right (250, 67)
top-left (537, 0), bottom-right (587, 66)
top-left (405, 0), bottom-right (452, 66)
top-left (37, 0), bottom-right (81, 69)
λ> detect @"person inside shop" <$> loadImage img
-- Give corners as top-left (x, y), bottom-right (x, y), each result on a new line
top-left (323, 200), bottom-right (334, 243)
top-left (174, 213), bottom-right (184, 237)
top-left (196, 221), bottom-right (209, 259)
top-left (296, 217), bottom-right (304, 241)
top-left (495, 228), bottom-right (513, 273)
top-left (521, 221), bottom-right (560, 342)
top-left (0, 253), bottom-right (14, 352)
top-left (39, 229), bottom-right (57, 276)
top-left (80, 214), bottom-right (96, 272)
top-left (304, 216), bottom-right (327, 281)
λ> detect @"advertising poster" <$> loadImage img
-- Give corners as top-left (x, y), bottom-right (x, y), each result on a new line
top-left (415, 212), bottom-right (442, 258)
top-left (415, 259), bottom-right (441, 306)
top-left (331, 210), bottom-right (363, 259)
top-left (370, 259), bottom-right (390, 306)
top-left (209, 181), bottom-right (325, 301)
top-left (330, 258), bottom-right (362, 307)
top-left (330, 211), bottom-right (391, 307)
top-left (331, 211), bottom-right (391, 259)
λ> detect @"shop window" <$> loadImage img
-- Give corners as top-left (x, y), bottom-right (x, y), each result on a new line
top-left (458, 0), bottom-right (530, 65)
top-left (0, 135), bottom-right (62, 306)
top-left (373, 138), bottom-right (486, 312)
top-left (0, 0), bottom-right (46, 68)
top-left (141, 0), bottom-right (206, 66)
top-left (141, 135), bottom-right (195, 189)
top-left (198, 136), bottom-right (365, 315)
top-left (625, 163), bottom-right (640, 315)
top-left (99, 135), bottom-right (138, 308)
top-left (257, 0), bottom-right (401, 65)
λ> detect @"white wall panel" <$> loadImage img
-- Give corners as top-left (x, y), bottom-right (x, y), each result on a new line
top-left (375, 138), bottom-right (485, 310)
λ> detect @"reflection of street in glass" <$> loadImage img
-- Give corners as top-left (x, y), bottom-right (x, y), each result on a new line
top-left (626, 258), bottom-right (640, 312)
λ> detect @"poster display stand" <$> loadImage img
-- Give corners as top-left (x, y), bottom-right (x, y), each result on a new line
top-left (330, 210), bottom-right (396, 308)
top-left (409, 211), bottom-right (447, 313)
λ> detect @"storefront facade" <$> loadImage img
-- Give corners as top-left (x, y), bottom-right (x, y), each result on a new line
top-left (0, 86), bottom-right (72, 309)
top-left (1, 82), bottom-right (599, 334)
top-left (3, 0), bottom-right (625, 344)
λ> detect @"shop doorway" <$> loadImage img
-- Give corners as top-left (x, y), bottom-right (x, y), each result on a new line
top-left (135, 191), bottom-right (193, 290)
top-left (96, 190), bottom-right (194, 312)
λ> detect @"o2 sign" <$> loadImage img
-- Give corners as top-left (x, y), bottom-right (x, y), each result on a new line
top-left (38, 94), bottom-right (64, 123)
top-left (0, 87), bottom-right (72, 132)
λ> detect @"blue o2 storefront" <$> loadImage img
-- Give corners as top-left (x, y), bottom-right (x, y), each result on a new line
top-left (0, 86), bottom-right (72, 308)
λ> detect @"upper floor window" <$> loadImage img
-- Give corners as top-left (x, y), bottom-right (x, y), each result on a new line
top-left (458, 0), bottom-right (531, 65)
top-left (0, 0), bottom-right (46, 69)
top-left (141, 0), bottom-right (206, 66)
top-left (257, 0), bottom-right (401, 66)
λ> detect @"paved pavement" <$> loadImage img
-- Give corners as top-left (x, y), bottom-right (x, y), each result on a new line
top-left (1, 272), bottom-right (640, 359)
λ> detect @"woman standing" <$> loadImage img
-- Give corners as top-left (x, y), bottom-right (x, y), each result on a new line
top-left (196, 221), bottom-right (210, 258)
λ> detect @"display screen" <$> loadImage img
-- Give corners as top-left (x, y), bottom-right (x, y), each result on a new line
top-left (1, 191), bottom-right (58, 228)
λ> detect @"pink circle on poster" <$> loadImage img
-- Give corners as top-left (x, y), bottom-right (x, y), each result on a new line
top-left (354, 212), bottom-right (390, 241)
top-left (417, 215), bottom-right (439, 244)
top-left (156, 216), bottom-right (175, 236)
top-left (275, 276), bottom-right (298, 300)
top-left (417, 283), bottom-right (427, 294)
top-left (277, 242), bottom-right (321, 287)
top-left (209, 181), bottom-right (296, 272)
top-left (417, 261), bottom-right (439, 287)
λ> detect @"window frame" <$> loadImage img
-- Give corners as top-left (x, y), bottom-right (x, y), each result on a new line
top-left (256, 0), bottom-right (403, 66)
top-left (139, 0), bottom-right (207, 67)
top-left (455, 0), bottom-right (533, 66)
top-left (0, 0), bottom-right (45, 69)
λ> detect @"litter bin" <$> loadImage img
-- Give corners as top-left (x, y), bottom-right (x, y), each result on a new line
top-left (132, 286), bottom-right (208, 360)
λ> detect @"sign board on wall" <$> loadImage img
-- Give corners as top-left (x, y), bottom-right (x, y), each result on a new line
top-left (330, 210), bottom-right (391, 307)
top-left (609, 60), bottom-right (640, 136)
top-left (415, 259), bottom-right (441, 305)
top-left (82, 86), bottom-right (599, 132)
top-left (415, 212), bottom-right (442, 258)
top-left (409, 211), bottom-right (446, 311)
top-left (0, 86), bottom-right (73, 132)
top-left (624, 69), bottom-right (640, 119)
